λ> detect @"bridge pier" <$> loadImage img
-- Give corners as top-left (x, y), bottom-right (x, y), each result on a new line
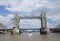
top-left (40, 11), bottom-right (48, 34)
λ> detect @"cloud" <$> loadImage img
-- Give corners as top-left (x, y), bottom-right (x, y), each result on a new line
top-left (0, 14), bottom-right (13, 29)
top-left (20, 19), bottom-right (41, 28)
top-left (0, 0), bottom-right (55, 12)
top-left (0, 0), bottom-right (60, 12)
top-left (0, 0), bottom-right (36, 12)
top-left (0, 0), bottom-right (60, 28)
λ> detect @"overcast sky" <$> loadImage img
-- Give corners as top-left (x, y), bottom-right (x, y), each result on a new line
top-left (0, 0), bottom-right (60, 29)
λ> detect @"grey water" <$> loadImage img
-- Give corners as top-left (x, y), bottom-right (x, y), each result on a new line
top-left (0, 32), bottom-right (60, 41)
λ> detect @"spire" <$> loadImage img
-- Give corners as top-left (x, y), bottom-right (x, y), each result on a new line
top-left (41, 10), bottom-right (46, 19)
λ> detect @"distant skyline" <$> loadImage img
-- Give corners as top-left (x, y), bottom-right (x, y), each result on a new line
top-left (0, 0), bottom-right (60, 29)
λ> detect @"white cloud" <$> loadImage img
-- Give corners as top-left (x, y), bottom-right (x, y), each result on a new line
top-left (0, 0), bottom-right (55, 12)
top-left (20, 19), bottom-right (41, 28)
top-left (0, 0), bottom-right (60, 28)
top-left (0, 14), bottom-right (13, 29)
top-left (4, 0), bottom-right (38, 12)
top-left (0, 0), bottom-right (60, 12)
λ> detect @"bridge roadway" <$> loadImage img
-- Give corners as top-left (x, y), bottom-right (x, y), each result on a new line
top-left (20, 28), bottom-right (40, 30)
top-left (0, 28), bottom-right (40, 33)
top-left (0, 28), bottom-right (40, 32)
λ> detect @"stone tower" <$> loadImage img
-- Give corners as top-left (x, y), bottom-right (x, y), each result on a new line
top-left (40, 11), bottom-right (48, 34)
top-left (11, 12), bottom-right (21, 34)
top-left (13, 12), bottom-right (20, 29)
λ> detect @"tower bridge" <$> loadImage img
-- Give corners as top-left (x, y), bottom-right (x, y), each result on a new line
top-left (11, 11), bottom-right (49, 34)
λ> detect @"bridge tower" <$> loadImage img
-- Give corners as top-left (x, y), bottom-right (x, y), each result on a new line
top-left (11, 12), bottom-right (21, 34)
top-left (40, 11), bottom-right (48, 34)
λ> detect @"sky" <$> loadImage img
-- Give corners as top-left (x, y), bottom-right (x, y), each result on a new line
top-left (0, 0), bottom-right (60, 29)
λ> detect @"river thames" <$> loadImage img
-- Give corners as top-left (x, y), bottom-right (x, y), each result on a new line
top-left (0, 32), bottom-right (60, 41)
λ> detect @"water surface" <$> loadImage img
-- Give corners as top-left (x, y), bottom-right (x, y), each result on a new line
top-left (0, 33), bottom-right (60, 41)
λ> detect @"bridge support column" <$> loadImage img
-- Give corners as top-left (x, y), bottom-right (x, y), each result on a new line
top-left (11, 12), bottom-right (21, 35)
top-left (40, 11), bottom-right (48, 34)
